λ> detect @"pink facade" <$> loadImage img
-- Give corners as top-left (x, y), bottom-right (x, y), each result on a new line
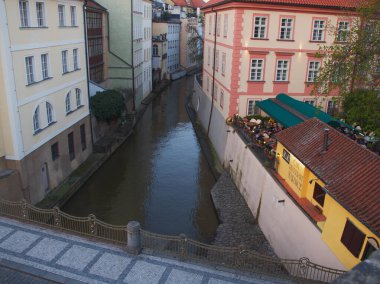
top-left (201, 1), bottom-right (358, 118)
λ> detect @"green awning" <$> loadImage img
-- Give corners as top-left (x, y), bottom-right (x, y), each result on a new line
top-left (256, 99), bottom-right (303, 128)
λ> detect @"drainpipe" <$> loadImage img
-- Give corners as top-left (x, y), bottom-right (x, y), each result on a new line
top-left (83, 1), bottom-right (94, 147)
top-left (207, 9), bottom-right (217, 136)
top-left (131, 0), bottom-right (136, 111)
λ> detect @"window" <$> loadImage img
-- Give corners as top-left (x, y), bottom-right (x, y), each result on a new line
top-left (247, 99), bottom-right (261, 116)
top-left (250, 59), bottom-right (264, 81)
top-left (253, 16), bottom-right (267, 38)
top-left (279, 18), bottom-right (293, 40)
top-left (276, 60), bottom-right (289, 81)
top-left (75, 88), bottom-right (82, 107)
top-left (361, 241), bottom-right (378, 261)
top-left (307, 61), bottom-right (320, 82)
top-left (68, 132), bottom-right (75, 161)
top-left (341, 219), bottom-right (365, 257)
top-left (41, 53), bottom-right (49, 79)
top-left (215, 50), bottom-right (219, 71)
top-left (80, 124), bottom-right (86, 151)
top-left (337, 21), bottom-right (350, 42)
top-left (46, 102), bottom-right (54, 124)
top-left (65, 92), bottom-right (71, 113)
top-left (19, 0), bottom-right (30, 27)
top-left (213, 84), bottom-right (218, 101)
top-left (313, 183), bottom-right (325, 207)
top-left (58, 5), bottom-right (65, 26)
top-left (73, 49), bottom-right (79, 70)
top-left (62, 50), bottom-right (68, 73)
top-left (312, 19), bottom-right (325, 41)
top-left (51, 142), bottom-right (59, 161)
top-left (208, 15), bottom-right (212, 34)
top-left (207, 47), bottom-right (211, 65)
top-left (206, 77), bottom-right (209, 92)
top-left (213, 15), bottom-right (216, 35)
top-left (221, 52), bottom-right (226, 76)
top-left (282, 149), bottom-right (290, 163)
top-left (25, 56), bottom-right (34, 85)
top-left (220, 90), bottom-right (224, 109)
top-left (33, 106), bottom-right (40, 132)
top-left (304, 100), bottom-right (315, 106)
top-left (70, 6), bottom-right (77, 26)
top-left (327, 100), bottom-right (338, 116)
top-left (223, 14), bottom-right (228, 37)
top-left (216, 15), bottom-right (221, 36)
top-left (36, 2), bottom-right (45, 27)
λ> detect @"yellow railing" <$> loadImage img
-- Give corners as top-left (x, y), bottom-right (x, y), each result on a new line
top-left (0, 198), bottom-right (345, 283)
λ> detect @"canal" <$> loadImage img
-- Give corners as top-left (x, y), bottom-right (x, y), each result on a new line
top-left (62, 76), bottom-right (219, 242)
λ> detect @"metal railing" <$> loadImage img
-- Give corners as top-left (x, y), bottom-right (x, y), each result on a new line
top-left (0, 198), bottom-right (345, 283)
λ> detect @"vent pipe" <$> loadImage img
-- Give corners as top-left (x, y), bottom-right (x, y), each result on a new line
top-left (323, 128), bottom-right (330, 152)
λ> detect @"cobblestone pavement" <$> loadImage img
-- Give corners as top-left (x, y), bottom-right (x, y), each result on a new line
top-left (0, 217), bottom-right (294, 284)
top-left (211, 172), bottom-right (277, 258)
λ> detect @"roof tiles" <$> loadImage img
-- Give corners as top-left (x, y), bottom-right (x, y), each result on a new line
top-left (276, 118), bottom-right (380, 236)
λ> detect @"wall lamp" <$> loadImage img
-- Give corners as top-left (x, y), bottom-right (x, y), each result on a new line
top-left (278, 199), bottom-right (285, 203)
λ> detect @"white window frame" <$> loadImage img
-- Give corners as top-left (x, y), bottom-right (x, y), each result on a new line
top-left (247, 99), bottom-right (261, 116)
top-left (46, 102), bottom-right (54, 124)
top-left (33, 106), bottom-right (40, 132)
top-left (312, 19), bottom-right (325, 41)
top-left (215, 50), bottom-right (219, 71)
top-left (307, 61), bottom-right (320, 82)
top-left (75, 88), bottom-right (82, 107)
top-left (337, 21), bottom-right (350, 42)
top-left (250, 59), bottom-right (264, 81)
top-left (73, 48), bottom-right (79, 70)
top-left (19, 0), bottom-right (30, 27)
top-left (65, 92), bottom-right (71, 114)
top-left (62, 50), bottom-right (68, 73)
top-left (41, 53), bottom-right (49, 79)
top-left (279, 18), bottom-right (293, 40)
top-left (58, 4), bottom-right (65, 27)
top-left (275, 60), bottom-right (289, 81)
top-left (36, 2), bottom-right (46, 27)
top-left (25, 56), bottom-right (35, 85)
top-left (253, 16), bottom-right (267, 39)
top-left (221, 52), bottom-right (226, 76)
top-left (223, 14), bottom-right (228, 37)
top-left (216, 14), bottom-right (221, 36)
top-left (70, 6), bottom-right (77, 26)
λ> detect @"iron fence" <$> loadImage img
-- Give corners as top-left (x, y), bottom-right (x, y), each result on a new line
top-left (0, 198), bottom-right (345, 282)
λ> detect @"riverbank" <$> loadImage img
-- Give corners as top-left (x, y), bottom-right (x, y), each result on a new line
top-left (37, 81), bottom-right (171, 209)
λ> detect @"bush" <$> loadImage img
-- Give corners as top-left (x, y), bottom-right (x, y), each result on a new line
top-left (90, 90), bottom-right (125, 122)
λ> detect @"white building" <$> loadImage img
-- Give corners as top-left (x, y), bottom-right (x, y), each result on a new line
top-left (142, 0), bottom-right (153, 98)
top-left (0, 0), bottom-right (92, 203)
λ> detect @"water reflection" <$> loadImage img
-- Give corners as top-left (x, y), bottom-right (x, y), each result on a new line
top-left (63, 76), bottom-right (219, 242)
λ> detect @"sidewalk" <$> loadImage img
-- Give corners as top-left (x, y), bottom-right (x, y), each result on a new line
top-left (0, 217), bottom-right (293, 284)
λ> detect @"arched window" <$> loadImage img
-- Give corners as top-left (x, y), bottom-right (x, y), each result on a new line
top-left (46, 102), bottom-right (54, 124)
top-left (153, 44), bottom-right (158, 56)
top-left (33, 106), bottom-right (40, 132)
top-left (65, 92), bottom-right (71, 114)
top-left (75, 88), bottom-right (82, 107)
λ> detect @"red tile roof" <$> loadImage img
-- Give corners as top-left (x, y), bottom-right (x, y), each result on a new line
top-left (172, 0), bottom-right (189, 6)
top-left (190, 0), bottom-right (206, 8)
top-left (203, 0), bottom-right (363, 10)
top-left (276, 118), bottom-right (380, 236)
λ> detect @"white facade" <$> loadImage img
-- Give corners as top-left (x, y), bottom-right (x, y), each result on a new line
top-left (142, 0), bottom-right (153, 98)
top-left (166, 22), bottom-right (180, 73)
top-left (0, 0), bottom-right (92, 203)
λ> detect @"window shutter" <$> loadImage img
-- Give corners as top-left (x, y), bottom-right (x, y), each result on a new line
top-left (351, 228), bottom-right (365, 257)
top-left (341, 220), bottom-right (365, 258)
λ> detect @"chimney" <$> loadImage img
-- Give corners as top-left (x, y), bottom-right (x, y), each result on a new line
top-left (323, 128), bottom-right (329, 152)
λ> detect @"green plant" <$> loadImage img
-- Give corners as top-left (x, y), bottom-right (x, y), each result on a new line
top-left (90, 90), bottom-right (125, 122)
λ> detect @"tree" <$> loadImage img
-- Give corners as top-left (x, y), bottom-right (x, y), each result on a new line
top-left (187, 15), bottom-right (204, 67)
top-left (315, 0), bottom-right (380, 96)
top-left (342, 90), bottom-right (380, 136)
top-left (90, 90), bottom-right (125, 122)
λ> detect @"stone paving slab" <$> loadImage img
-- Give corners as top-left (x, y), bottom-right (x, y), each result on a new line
top-left (0, 217), bottom-right (294, 284)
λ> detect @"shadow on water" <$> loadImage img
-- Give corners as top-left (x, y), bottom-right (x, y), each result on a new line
top-left (62, 76), bottom-right (219, 242)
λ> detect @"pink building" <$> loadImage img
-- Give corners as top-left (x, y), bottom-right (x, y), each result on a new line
top-left (201, 0), bottom-right (360, 118)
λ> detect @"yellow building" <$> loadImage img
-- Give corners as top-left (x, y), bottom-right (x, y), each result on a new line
top-left (0, 0), bottom-right (92, 204)
top-left (275, 118), bottom-right (380, 269)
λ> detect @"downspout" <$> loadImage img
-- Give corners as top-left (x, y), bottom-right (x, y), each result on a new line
top-left (131, 0), bottom-right (136, 111)
top-left (207, 9), bottom-right (217, 136)
top-left (83, 1), bottom-right (94, 147)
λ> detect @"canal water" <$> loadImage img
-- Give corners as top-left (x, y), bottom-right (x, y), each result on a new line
top-left (62, 76), bottom-right (219, 242)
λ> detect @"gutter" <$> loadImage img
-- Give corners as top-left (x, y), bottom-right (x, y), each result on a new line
top-left (207, 9), bottom-right (217, 136)
top-left (131, 0), bottom-right (136, 111)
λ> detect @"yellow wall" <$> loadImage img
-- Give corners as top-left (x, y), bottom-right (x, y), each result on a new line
top-left (276, 142), bottom-right (380, 269)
